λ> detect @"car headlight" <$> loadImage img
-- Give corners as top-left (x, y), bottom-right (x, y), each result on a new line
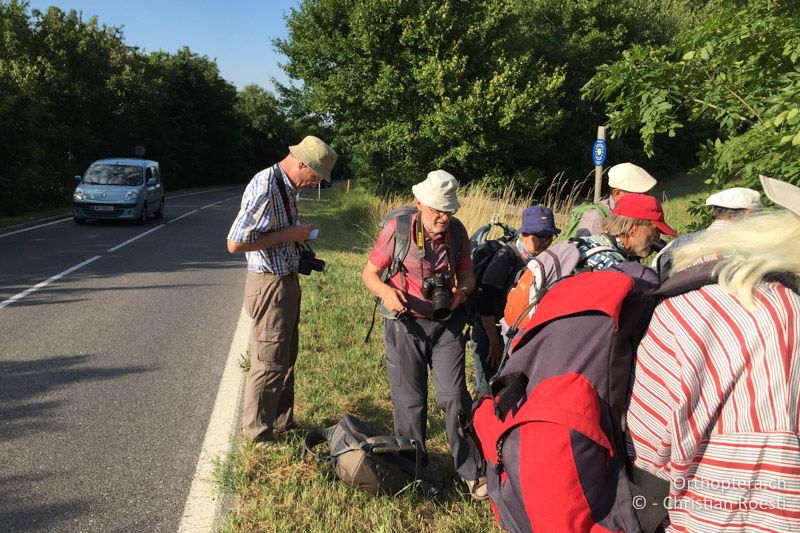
top-left (125, 190), bottom-right (139, 201)
top-left (73, 189), bottom-right (84, 201)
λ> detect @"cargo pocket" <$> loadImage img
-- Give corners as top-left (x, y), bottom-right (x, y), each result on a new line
top-left (244, 273), bottom-right (265, 320)
top-left (252, 276), bottom-right (298, 371)
top-left (255, 329), bottom-right (287, 371)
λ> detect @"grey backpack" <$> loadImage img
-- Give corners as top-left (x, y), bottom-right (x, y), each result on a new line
top-left (304, 414), bottom-right (445, 499)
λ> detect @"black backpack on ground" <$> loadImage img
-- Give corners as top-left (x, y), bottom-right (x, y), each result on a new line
top-left (304, 414), bottom-right (446, 499)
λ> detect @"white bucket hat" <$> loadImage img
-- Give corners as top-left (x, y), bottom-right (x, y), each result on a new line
top-left (760, 175), bottom-right (800, 217)
top-left (412, 170), bottom-right (461, 212)
top-left (705, 187), bottom-right (761, 210)
top-left (289, 136), bottom-right (337, 180)
top-left (608, 163), bottom-right (657, 193)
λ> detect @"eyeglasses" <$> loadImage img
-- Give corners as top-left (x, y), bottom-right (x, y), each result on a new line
top-left (426, 205), bottom-right (457, 218)
top-left (522, 233), bottom-right (554, 240)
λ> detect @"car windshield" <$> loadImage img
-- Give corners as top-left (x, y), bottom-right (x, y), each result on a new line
top-left (82, 164), bottom-right (143, 186)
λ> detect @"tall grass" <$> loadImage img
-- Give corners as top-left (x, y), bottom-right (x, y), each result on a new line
top-left (214, 175), bottom-right (703, 532)
top-left (370, 173), bottom-right (586, 241)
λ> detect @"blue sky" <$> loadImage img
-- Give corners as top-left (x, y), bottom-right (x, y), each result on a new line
top-left (27, 0), bottom-right (302, 91)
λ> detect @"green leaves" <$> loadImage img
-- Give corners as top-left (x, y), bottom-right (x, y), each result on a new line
top-left (278, 0), bottom-right (694, 194)
top-left (0, 1), bottom-right (295, 216)
top-left (584, 0), bottom-right (800, 189)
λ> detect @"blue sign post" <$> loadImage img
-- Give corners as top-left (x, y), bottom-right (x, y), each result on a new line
top-left (592, 139), bottom-right (607, 167)
top-left (592, 126), bottom-right (607, 203)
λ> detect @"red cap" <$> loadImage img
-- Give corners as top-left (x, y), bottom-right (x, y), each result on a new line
top-left (612, 193), bottom-right (677, 236)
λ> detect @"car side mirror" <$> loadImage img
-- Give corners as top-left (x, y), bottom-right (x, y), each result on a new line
top-left (74, 175), bottom-right (82, 184)
top-left (147, 177), bottom-right (157, 187)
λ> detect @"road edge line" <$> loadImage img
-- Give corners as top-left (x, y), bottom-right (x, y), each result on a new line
top-left (177, 305), bottom-right (248, 533)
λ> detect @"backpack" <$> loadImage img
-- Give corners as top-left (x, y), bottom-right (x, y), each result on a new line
top-left (501, 239), bottom-right (618, 340)
top-left (471, 261), bottom-right (732, 533)
top-left (304, 414), bottom-right (445, 499)
top-left (464, 219), bottom-right (517, 317)
top-left (562, 201), bottom-right (611, 240)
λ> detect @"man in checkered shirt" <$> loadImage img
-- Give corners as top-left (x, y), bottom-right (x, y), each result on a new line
top-left (227, 136), bottom-right (337, 446)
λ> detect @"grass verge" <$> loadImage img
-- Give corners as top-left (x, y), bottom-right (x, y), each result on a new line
top-left (214, 185), bottom-right (500, 532)
top-left (213, 174), bottom-right (707, 531)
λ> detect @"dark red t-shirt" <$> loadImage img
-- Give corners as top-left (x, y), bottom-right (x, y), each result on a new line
top-left (368, 212), bottom-right (472, 318)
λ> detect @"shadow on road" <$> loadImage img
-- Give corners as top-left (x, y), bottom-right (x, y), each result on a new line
top-left (0, 354), bottom-right (151, 444)
top-left (0, 472), bottom-right (88, 532)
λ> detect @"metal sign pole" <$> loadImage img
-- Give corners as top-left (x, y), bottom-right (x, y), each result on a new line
top-left (592, 126), bottom-right (607, 204)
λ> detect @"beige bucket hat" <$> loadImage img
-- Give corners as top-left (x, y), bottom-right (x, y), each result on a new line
top-left (760, 175), bottom-right (800, 217)
top-left (608, 163), bottom-right (657, 193)
top-left (289, 136), bottom-right (337, 180)
top-left (412, 170), bottom-right (461, 212)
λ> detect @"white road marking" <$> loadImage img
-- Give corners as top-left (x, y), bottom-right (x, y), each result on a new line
top-left (0, 188), bottom-right (243, 238)
top-left (107, 224), bottom-right (165, 252)
top-left (167, 210), bottom-right (200, 224)
top-left (0, 217), bottom-right (71, 238)
top-left (178, 305), bottom-right (247, 533)
top-left (0, 255), bottom-right (102, 309)
top-left (1, 194), bottom-right (243, 308)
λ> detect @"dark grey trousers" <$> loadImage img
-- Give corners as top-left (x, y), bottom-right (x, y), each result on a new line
top-left (383, 310), bottom-right (481, 481)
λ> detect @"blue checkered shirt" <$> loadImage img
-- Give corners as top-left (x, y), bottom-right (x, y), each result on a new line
top-left (227, 165), bottom-right (300, 275)
top-left (575, 233), bottom-right (628, 271)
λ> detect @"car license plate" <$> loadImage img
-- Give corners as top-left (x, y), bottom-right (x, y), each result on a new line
top-left (92, 205), bottom-right (114, 211)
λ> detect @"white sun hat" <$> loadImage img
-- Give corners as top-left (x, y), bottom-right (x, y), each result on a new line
top-left (608, 162), bottom-right (657, 193)
top-left (760, 175), bottom-right (800, 217)
top-left (412, 170), bottom-right (461, 212)
top-left (705, 187), bottom-right (761, 210)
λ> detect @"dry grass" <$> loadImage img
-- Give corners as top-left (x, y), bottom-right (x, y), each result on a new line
top-left (370, 173), bottom-right (587, 240)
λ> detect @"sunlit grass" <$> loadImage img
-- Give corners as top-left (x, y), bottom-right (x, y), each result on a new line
top-left (214, 175), bottom-right (706, 531)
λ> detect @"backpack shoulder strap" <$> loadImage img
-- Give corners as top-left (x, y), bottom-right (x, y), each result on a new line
top-left (448, 217), bottom-right (467, 264)
top-left (304, 424), bottom-right (339, 462)
top-left (387, 213), bottom-right (413, 279)
top-left (656, 260), bottom-right (719, 298)
top-left (595, 202), bottom-right (611, 218)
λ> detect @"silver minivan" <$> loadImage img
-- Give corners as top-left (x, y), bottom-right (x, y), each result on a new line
top-left (72, 158), bottom-right (164, 225)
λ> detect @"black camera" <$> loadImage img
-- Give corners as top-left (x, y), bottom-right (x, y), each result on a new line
top-left (298, 243), bottom-right (325, 275)
top-left (422, 272), bottom-right (452, 321)
top-left (650, 238), bottom-right (667, 254)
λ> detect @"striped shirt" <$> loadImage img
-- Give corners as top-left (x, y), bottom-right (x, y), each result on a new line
top-left (628, 280), bottom-right (800, 532)
top-left (227, 165), bottom-right (300, 275)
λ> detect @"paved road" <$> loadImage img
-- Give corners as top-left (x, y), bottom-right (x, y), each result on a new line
top-left (0, 188), bottom-right (247, 532)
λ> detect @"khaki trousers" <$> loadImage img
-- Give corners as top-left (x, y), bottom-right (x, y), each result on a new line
top-left (241, 271), bottom-right (300, 441)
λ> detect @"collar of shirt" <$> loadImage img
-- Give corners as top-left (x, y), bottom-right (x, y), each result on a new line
top-left (707, 219), bottom-right (730, 231)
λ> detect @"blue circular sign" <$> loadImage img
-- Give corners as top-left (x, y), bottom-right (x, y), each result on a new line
top-left (592, 139), bottom-right (607, 166)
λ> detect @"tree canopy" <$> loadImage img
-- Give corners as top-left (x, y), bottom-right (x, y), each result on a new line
top-left (276, 0), bottom-right (694, 194)
top-left (583, 0), bottom-right (800, 189)
top-left (0, 1), bottom-right (296, 217)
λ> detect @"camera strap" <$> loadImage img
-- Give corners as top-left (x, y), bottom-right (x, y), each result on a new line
top-left (272, 164), bottom-right (296, 225)
top-left (272, 163), bottom-right (305, 255)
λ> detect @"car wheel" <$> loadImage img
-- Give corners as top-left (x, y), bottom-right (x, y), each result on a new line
top-left (137, 203), bottom-right (148, 225)
top-left (154, 197), bottom-right (164, 219)
top-left (73, 217), bottom-right (86, 225)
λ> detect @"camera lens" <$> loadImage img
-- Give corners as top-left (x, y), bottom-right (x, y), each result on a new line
top-left (424, 273), bottom-right (452, 321)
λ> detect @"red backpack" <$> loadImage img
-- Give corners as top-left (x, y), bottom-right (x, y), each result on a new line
top-left (472, 268), bottom-right (667, 533)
